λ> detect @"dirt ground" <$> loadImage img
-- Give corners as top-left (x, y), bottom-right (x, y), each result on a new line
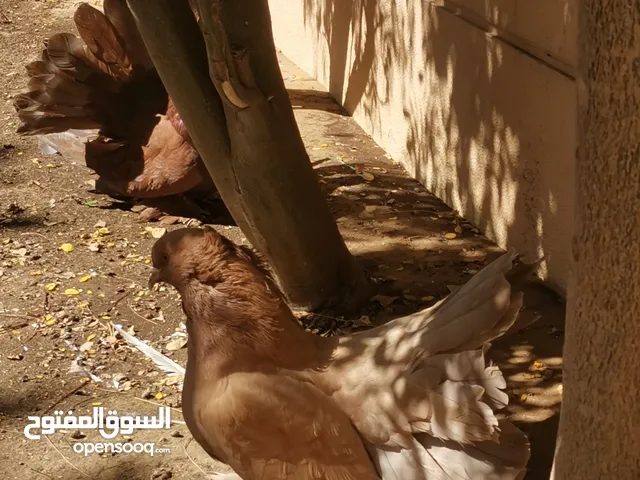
top-left (0, 1), bottom-right (564, 479)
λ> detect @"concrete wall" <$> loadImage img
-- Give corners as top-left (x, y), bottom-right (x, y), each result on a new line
top-left (269, 0), bottom-right (577, 291)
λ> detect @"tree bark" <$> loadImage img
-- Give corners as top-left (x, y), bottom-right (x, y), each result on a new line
top-left (552, 1), bottom-right (640, 478)
top-left (126, 0), bottom-right (372, 311)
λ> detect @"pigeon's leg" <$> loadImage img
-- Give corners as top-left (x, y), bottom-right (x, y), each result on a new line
top-left (132, 194), bottom-right (210, 224)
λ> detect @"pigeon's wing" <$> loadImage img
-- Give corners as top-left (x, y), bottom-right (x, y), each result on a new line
top-left (198, 371), bottom-right (380, 480)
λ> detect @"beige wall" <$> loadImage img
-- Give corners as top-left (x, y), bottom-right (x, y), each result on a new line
top-left (269, 0), bottom-right (577, 291)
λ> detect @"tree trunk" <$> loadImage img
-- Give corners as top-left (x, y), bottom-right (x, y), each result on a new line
top-left (552, 1), bottom-right (640, 478)
top-left (126, 0), bottom-right (372, 311)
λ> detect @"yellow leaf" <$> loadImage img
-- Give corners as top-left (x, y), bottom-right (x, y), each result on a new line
top-left (45, 316), bottom-right (56, 326)
top-left (30, 271), bottom-right (43, 276)
top-left (97, 227), bottom-right (110, 235)
top-left (77, 302), bottom-right (89, 308)
top-left (101, 315), bottom-right (111, 320)
top-left (106, 242), bottom-right (115, 248)
top-left (320, 143), bottom-right (328, 148)
top-left (87, 290), bottom-right (93, 295)
top-left (64, 288), bottom-right (81, 296)
top-left (59, 243), bottom-right (74, 253)
top-left (444, 232), bottom-right (457, 239)
top-left (79, 275), bottom-right (92, 283)
top-left (144, 226), bottom-right (166, 239)
top-left (92, 402), bottom-right (102, 406)
top-left (45, 283), bottom-right (58, 292)
top-left (155, 392), bottom-right (165, 400)
top-left (361, 172), bottom-right (375, 181)
top-left (87, 334), bottom-right (97, 341)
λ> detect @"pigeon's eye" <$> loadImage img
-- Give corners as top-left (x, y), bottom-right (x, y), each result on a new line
top-left (162, 253), bottom-right (169, 263)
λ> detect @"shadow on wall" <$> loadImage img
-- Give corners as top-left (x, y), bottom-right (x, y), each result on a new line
top-left (293, 1), bottom-right (575, 478)
top-left (300, 0), bottom-right (576, 291)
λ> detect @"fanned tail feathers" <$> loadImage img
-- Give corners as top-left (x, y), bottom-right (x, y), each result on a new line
top-left (13, 2), bottom-right (157, 136)
top-left (365, 250), bottom-right (538, 479)
top-left (368, 420), bottom-right (530, 480)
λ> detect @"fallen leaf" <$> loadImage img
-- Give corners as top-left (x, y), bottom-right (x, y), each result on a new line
top-left (10, 248), bottom-right (27, 257)
top-left (165, 376), bottom-right (184, 386)
top-left (361, 172), bottom-right (375, 181)
top-left (353, 315), bottom-right (371, 327)
top-left (87, 334), bottom-right (97, 341)
top-left (421, 295), bottom-right (435, 302)
top-left (88, 243), bottom-right (102, 252)
top-left (166, 337), bottom-right (188, 351)
top-left (444, 232), bottom-right (457, 240)
top-left (92, 402), bottom-right (102, 406)
top-left (371, 294), bottom-right (398, 307)
top-left (45, 283), bottom-right (58, 292)
top-left (85, 200), bottom-right (98, 207)
top-left (97, 227), bottom-right (110, 235)
top-left (145, 226), bottom-right (166, 239)
top-left (64, 288), bottom-right (81, 296)
top-left (30, 271), bottom-right (43, 276)
top-left (59, 243), bottom-right (75, 253)
top-left (155, 392), bottom-right (165, 400)
top-left (79, 275), bottom-right (92, 283)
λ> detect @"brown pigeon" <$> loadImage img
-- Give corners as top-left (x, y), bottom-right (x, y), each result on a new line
top-left (149, 227), bottom-right (533, 479)
top-left (13, 1), bottom-right (216, 221)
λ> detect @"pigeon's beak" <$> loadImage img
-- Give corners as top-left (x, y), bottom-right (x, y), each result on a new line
top-left (148, 268), bottom-right (161, 289)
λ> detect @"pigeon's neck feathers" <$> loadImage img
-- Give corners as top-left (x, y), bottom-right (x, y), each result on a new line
top-left (181, 276), bottom-right (329, 370)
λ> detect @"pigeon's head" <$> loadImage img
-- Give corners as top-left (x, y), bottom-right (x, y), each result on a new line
top-left (148, 226), bottom-right (265, 292)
